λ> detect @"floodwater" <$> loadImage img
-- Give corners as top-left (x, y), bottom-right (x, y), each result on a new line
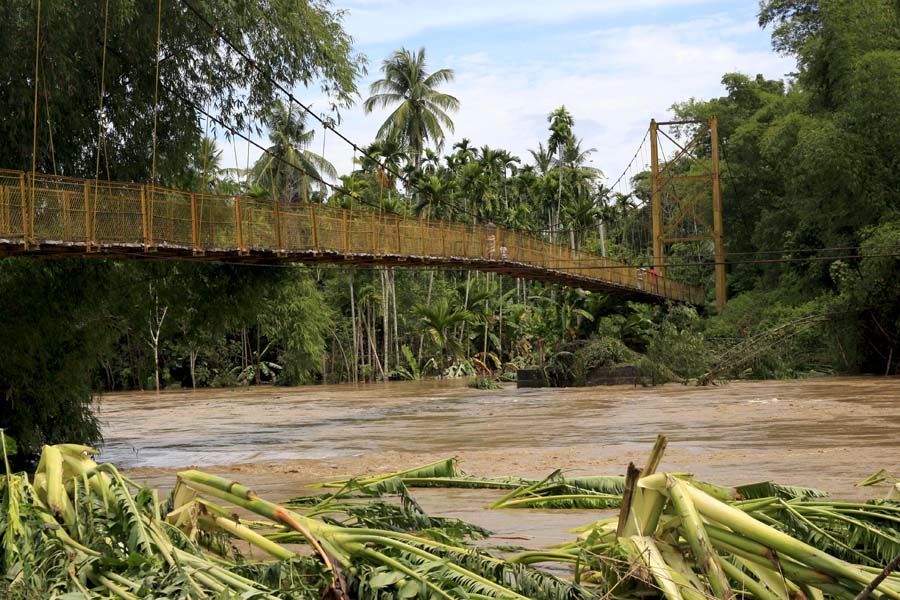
top-left (97, 376), bottom-right (900, 549)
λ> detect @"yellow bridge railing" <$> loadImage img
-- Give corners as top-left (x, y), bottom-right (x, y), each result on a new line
top-left (0, 170), bottom-right (705, 304)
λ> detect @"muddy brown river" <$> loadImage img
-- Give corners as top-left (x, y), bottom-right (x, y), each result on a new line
top-left (97, 376), bottom-right (900, 549)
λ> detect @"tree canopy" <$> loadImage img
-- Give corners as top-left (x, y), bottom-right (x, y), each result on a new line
top-left (0, 0), bottom-right (363, 182)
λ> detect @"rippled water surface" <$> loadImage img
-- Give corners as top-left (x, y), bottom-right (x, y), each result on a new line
top-left (98, 377), bottom-right (900, 547)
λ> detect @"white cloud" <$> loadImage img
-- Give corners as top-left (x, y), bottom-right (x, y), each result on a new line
top-left (295, 19), bottom-right (789, 182)
top-left (220, 8), bottom-right (794, 194)
top-left (338, 0), bottom-right (716, 44)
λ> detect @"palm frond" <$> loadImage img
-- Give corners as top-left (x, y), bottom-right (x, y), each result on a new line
top-left (313, 457), bottom-right (464, 490)
top-left (736, 481), bottom-right (830, 500)
top-left (424, 68), bottom-right (456, 88)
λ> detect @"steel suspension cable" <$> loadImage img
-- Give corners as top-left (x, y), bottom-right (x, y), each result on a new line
top-left (29, 0), bottom-right (42, 238)
top-left (176, 0), bottom-right (521, 228)
top-left (165, 83), bottom-right (383, 213)
top-left (41, 63), bottom-right (57, 176)
top-left (551, 128), bottom-right (652, 241)
top-left (609, 128), bottom-right (649, 194)
top-left (150, 0), bottom-right (164, 185)
top-left (94, 0), bottom-right (110, 183)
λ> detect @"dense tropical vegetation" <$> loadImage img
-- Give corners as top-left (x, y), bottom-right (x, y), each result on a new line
top-left (1, 0), bottom-right (899, 465)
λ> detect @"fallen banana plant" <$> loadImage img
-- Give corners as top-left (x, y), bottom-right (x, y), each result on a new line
top-left (487, 470), bottom-right (622, 510)
top-left (0, 435), bottom-right (590, 599)
top-left (1, 438), bottom-right (332, 599)
top-left (310, 457), bottom-right (544, 493)
top-left (4, 431), bottom-right (899, 599)
top-left (284, 476), bottom-right (492, 545)
top-left (511, 435), bottom-right (900, 600)
top-left (311, 457), bottom-right (828, 511)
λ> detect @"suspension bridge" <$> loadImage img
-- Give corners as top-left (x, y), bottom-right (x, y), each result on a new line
top-left (4, 0), bottom-right (715, 307)
top-left (0, 169), bottom-right (704, 305)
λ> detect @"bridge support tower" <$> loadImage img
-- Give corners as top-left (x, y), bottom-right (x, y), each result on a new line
top-left (650, 116), bottom-right (726, 312)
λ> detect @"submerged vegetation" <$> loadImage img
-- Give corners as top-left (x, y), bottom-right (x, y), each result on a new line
top-left (3, 434), bottom-right (899, 599)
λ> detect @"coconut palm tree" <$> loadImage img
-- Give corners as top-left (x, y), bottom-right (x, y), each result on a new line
top-left (252, 101), bottom-right (336, 202)
top-left (547, 106), bottom-right (575, 236)
top-left (184, 137), bottom-right (224, 193)
top-left (528, 143), bottom-right (554, 177)
top-left (364, 47), bottom-right (460, 171)
top-left (414, 298), bottom-right (471, 376)
top-left (359, 134), bottom-right (408, 189)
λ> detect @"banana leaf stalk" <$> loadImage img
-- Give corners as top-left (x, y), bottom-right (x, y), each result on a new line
top-left (746, 499), bottom-right (900, 565)
top-left (312, 457), bottom-right (465, 489)
top-left (174, 470), bottom-right (350, 597)
top-left (666, 476), bottom-right (734, 600)
top-left (494, 493), bottom-right (622, 510)
top-left (678, 482), bottom-right (900, 598)
top-left (617, 434), bottom-right (670, 540)
top-left (525, 436), bottom-right (900, 600)
top-left (489, 469), bottom-right (621, 510)
top-left (311, 456), bottom-right (628, 498)
top-left (623, 535), bottom-right (686, 600)
top-left (175, 469), bottom-right (579, 600)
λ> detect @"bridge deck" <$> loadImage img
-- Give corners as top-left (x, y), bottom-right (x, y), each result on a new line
top-left (0, 170), bottom-right (704, 304)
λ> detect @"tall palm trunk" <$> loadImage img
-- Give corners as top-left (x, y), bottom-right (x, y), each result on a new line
top-left (498, 276), bottom-right (503, 361)
top-left (460, 271), bottom-right (472, 356)
top-left (189, 348), bottom-right (199, 390)
top-left (366, 303), bottom-right (385, 381)
top-left (381, 268), bottom-right (389, 382)
top-left (412, 138), bottom-right (423, 210)
top-left (391, 269), bottom-right (400, 367)
top-left (349, 270), bottom-right (358, 384)
top-left (556, 151), bottom-right (564, 242)
top-left (148, 298), bottom-right (167, 394)
top-left (417, 271), bottom-right (434, 364)
top-left (366, 302), bottom-right (372, 382)
top-left (255, 323), bottom-right (262, 385)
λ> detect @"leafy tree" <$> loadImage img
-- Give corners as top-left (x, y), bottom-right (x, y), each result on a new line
top-left (670, 0), bottom-right (900, 372)
top-left (414, 298), bottom-right (471, 375)
top-left (252, 101), bottom-right (337, 202)
top-left (758, 0), bottom-right (822, 56)
top-left (260, 273), bottom-right (333, 385)
top-left (0, 0), bottom-right (365, 460)
top-left (0, 261), bottom-right (116, 465)
top-left (0, 0), bottom-right (363, 182)
top-left (364, 47), bottom-right (460, 170)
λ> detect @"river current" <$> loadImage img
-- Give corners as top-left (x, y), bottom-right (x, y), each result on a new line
top-left (97, 376), bottom-right (900, 548)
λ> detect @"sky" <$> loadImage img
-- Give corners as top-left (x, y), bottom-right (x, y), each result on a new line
top-left (222, 0), bottom-right (795, 188)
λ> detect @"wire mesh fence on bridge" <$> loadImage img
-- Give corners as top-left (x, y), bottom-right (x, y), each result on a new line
top-left (0, 169), bottom-right (704, 304)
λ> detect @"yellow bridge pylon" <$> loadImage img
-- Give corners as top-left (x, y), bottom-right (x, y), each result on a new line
top-left (650, 116), bottom-right (726, 312)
